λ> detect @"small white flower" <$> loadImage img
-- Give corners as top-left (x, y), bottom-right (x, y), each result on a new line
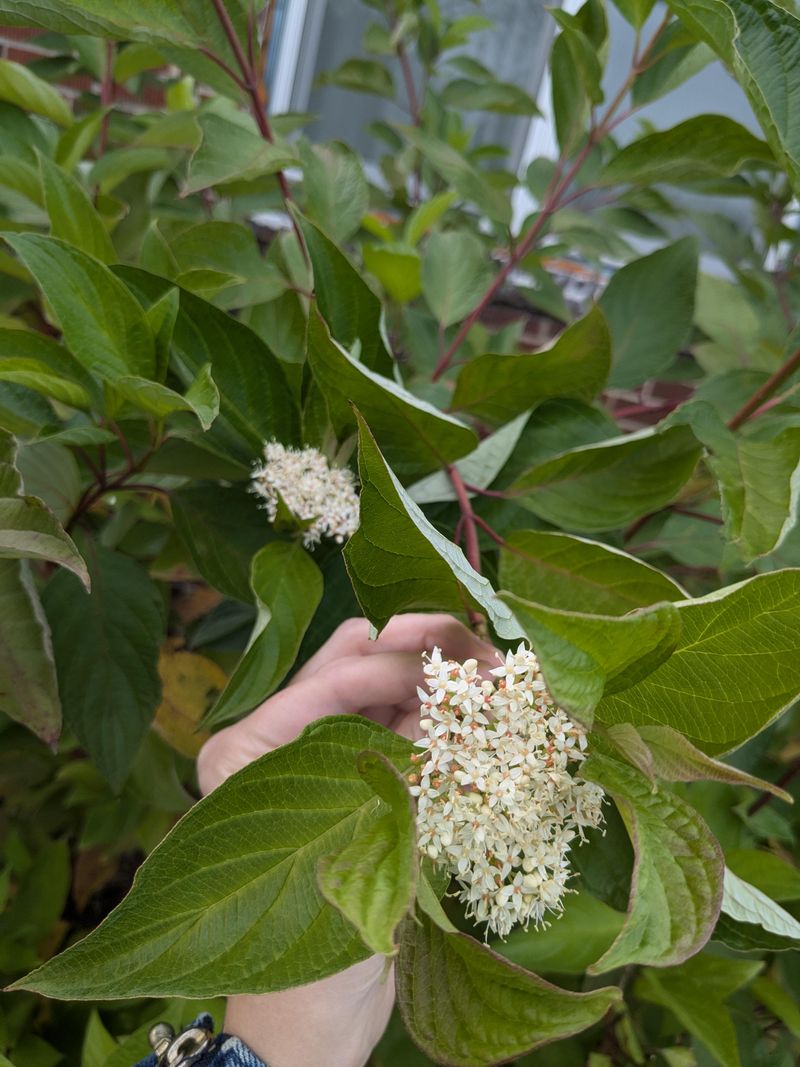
top-left (411, 643), bottom-right (604, 938)
top-left (250, 441), bottom-right (359, 548)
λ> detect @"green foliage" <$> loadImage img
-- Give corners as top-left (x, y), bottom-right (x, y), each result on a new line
top-left (0, 1), bottom-right (799, 1064)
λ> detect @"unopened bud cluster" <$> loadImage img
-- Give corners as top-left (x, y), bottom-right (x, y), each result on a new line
top-left (411, 644), bottom-right (604, 938)
top-left (250, 441), bottom-right (359, 548)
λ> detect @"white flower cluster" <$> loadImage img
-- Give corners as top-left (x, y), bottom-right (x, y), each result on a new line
top-left (410, 644), bottom-right (604, 938)
top-left (250, 441), bottom-right (359, 548)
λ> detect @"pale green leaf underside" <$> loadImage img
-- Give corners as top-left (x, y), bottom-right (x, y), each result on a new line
top-left (14, 717), bottom-right (413, 999)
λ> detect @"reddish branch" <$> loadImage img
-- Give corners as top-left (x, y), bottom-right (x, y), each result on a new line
top-left (210, 0), bottom-right (308, 263)
top-left (727, 346), bottom-right (800, 431)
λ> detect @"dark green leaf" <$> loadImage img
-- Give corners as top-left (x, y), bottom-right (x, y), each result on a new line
top-left (204, 541), bottom-right (322, 728)
top-left (186, 108), bottom-right (295, 193)
top-left (599, 238), bottom-right (698, 389)
top-left (318, 58), bottom-right (395, 99)
top-left (42, 545), bottom-right (164, 789)
top-left (307, 309), bottom-right (477, 481)
top-left (319, 750), bottom-right (417, 956)
top-left (726, 849), bottom-right (800, 902)
top-left (13, 716), bottom-right (413, 997)
top-left (396, 911), bottom-right (621, 1067)
top-left (169, 220), bottom-right (286, 309)
top-left (3, 234), bottom-right (156, 381)
top-left (440, 77), bottom-right (538, 115)
top-left (499, 530), bottom-right (686, 615)
top-left (344, 411), bottom-right (521, 637)
top-left (596, 571), bottom-right (800, 753)
top-left (583, 754), bottom-right (724, 971)
top-left (0, 328), bottom-right (99, 410)
top-left (451, 307), bottom-right (611, 423)
top-left (38, 152), bottom-right (115, 264)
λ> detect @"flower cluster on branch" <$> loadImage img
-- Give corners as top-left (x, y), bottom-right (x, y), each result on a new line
top-left (411, 645), bottom-right (604, 937)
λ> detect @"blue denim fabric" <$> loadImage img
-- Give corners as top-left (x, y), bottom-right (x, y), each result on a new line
top-left (134, 1015), bottom-right (266, 1067)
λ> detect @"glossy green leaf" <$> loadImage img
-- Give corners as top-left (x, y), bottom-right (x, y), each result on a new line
top-left (38, 152), bottom-right (115, 264)
top-left (295, 211), bottom-right (392, 374)
top-left (13, 716), bottom-right (413, 998)
top-left (502, 592), bottom-right (680, 721)
top-left (344, 411), bottom-right (521, 637)
top-left (204, 541), bottom-right (322, 728)
top-left (396, 911), bottom-right (621, 1067)
top-left (0, 429), bottom-right (88, 586)
top-left (599, 238), bottom-right (698, 389)
top-left (307, 309), bottom-right (477, 481)
top-left (185, 108), bottom-right (296, 193)
top-left (499, 530), bottom-right (686, 615)
top-left (635, 953), bottom-right (761, 1067)
top-left (597, 571), bottom-right (800, 753)
top-left (116, 267), bottom-right (299, 457)
top-left (583, 754), bottom-right (724, 972)
top-left (510, 425), bottom-right (701, 532)
top-left (42, 545), bottom-right (164, 790)
top-left (0, 559), bottom-right (61, 743)
top-left (637, 724), bottom-right (793, 802)
top-left (451, 307), bottom-right (611, 423)
top-left (665, 0), bottom-right (800, 193)
top-left (3, 234), bottom-right (156, 381)
top-left (318, 750), bottom-right (417, 956)
top-left (171, 484), bottom-right (274, 603)
top-left (602, 115), bottom-right (774, 187)
top-left (300, 141), bottom-right (368, 244)
top-left (421, 231), bottom-right (492, 329)
top-left (0, 58), bottom-right (72, 126)
top-left (498, 891), bottom-right (626, 975)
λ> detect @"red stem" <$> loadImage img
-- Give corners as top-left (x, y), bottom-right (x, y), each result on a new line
top-left (747, 756), bottom-right (800, 816)
top-left (727, 347), bottom-right (800, 431)
top-left (447, 466), bottom-right (486, 633)
top-left (97, 41), bottom-right (115, 157)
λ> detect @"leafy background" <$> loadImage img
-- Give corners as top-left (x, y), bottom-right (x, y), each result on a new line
top-left (0, 1), bottom-right (799, 1065)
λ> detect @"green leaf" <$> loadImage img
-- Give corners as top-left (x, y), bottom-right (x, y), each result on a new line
top-left (362, 243), bottom-right (422, 304)
top-left (12, 716), bottom-right (413, 998)
top-left (440, 77), bottom-right (539, 115)
top-left (0, 559), bottom-right (61, 743)
top-left (664, 0), bottom-right (800, 194)
top-left (396, 911), bottom-right (621, 1067)
top-left (0, 328), bottom-right (99, 410)
top-left (114, 364), bottom-right (219, 430)
top-left (81, 1010), bottom-right (117, 1067)
top-left (307, 309), bottom-right (477, 481)
top-left (632, 26), bottom-right (716, 106)
top-left (499, 530), bottom-right (686, 615)
top-left (169, 220), bottom-right (286, 309)
top-left (637, 725), bottom-right (793, 803)
top-left (204, 541), bottom-right (323, 728)
top-left (601, 115), bottom-right (774, 187)
top-left (186, 108), bottom-right (296, 193)
top-left (398, 126), bottom-right (511, 226)
top-left (116, 267), bottom-right (299, 458)
top-left (3, 234), bottom-right (156, 381)
top-left (509, 424), bottom-right (701, 532)
top-left (583, 754), bottom-right (724, 971)
top-left (16, 438), bottom-right (81, 523)
top-left (596, 571), bottom-right (800, 753)
top-left (0, 156), bottom-right (43, 206)
top-left (421, 231), bottom-right (493, 329)
top-left (599, 238), bottom-right (698, 389)
top-left (344, 410), bottom-right (521, 638)
top-left (751, 975), bottom-right (800, 1039)
top-left (38, 152), bottom-right (115, 264)
top-left (295, 210), bottom-right (392, 374)
top-left (0, 429), bottom-right (88, 586)
top-left (613, 0), bottom-right (657, 28)
top-left (318, 58), bottom-right (395, 98)
top-left (718, 867), bottom-right (800, 949)
top-left (318, 750), bottom-right (417, 956)
top-left (550, 32), bottom-right (590, 153)
top-left (88, 146), bottom-right (173, 195)
top-left (635, 953), bottom-right (761, 1067)
top-left (56, 107), bottom-right (105, 173)
top-left (171, 484), bottom-right (273, 603)
top-left (501, 592), bottom-right (681, 722)
top-left (42, 545), bottom-right (164, 790)
top-left (451, 307), bottom-right (611, 423)
top-left (300, 141), bottom-right (368, 244)
top-left (405, 191), bottom-right (457, 246)
top-left (499, 892), bottom-right (625, 978)
top-left (726, 848), bottom-right (800, 902)
top-left (0, 58), bottom-right (72, 127)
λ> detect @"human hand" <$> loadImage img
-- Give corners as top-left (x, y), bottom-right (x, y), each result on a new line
top-left (197, 613), bottom-right (496, 1067)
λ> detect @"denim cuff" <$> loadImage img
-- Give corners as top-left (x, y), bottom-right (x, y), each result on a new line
top-left (134, 1015), bottom-right (267, 1067)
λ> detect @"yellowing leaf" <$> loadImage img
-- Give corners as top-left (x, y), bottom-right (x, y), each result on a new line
top-left (153, 647), bottom-right (226, 757)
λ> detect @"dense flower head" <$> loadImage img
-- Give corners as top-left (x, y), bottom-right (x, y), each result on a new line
top-left (250, 441), bottom-right (359, 548)
top-left (410, 643), bottom-right (604, 938)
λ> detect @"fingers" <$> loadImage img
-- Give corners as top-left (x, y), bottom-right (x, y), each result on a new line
top-left (292, 612), bottom-right (497, 684)
top-left (199, 651), bottom-right (430, 793)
